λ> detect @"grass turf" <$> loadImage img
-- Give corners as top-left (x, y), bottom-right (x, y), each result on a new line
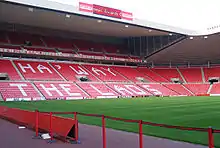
top-left (0, 96), bottom-right (220, 147)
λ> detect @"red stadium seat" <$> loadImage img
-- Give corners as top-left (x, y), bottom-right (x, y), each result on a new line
top-left (112, 66), bottom-right (153, 82)
top-left (43, 37), bottom-right (74, 49)
top-left (164, 84), bottom-right (192, 96)
top-left (13, 60), bottom-right (63, 81)
top-left (8, 32), bottom-right (44, 46)
top-left (137, 67), bottom-right (169, 82)
top-left (50, 62), bottom-right (99, 82)
top-left (208, 83), bottom-right (220, 95)
top-left (107, 83), bottom-right (152, 97)
top-left (34, 82), bottom-right (88, 100)
top-left (179, 67), bottom-right (203, 83)
top-left (0, 59), bottom-right (21, 80)
top-left (184, 84), bottom-right (210, 95)
top-left (0, 82), bottom-right (42, 101)
top-left (139, 84), bottom-right (178, 96)
top-left (151, 68), bottom-right (182, 82)
top-left (203, 67), bottom-right (220, 82)
top-left (77, 83), bottom-right (119, 98)
top-left (0, 31), bottom-right (9, 44)
top-left (82, 64), bottom-right (127, 82)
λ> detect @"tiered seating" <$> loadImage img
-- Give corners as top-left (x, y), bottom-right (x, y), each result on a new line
top-left (107, 84), bottom-right (151, 97)
top-left (22, 46), bottom-right (56, 53)
top-left (77, 83), bottom-right (119, 98)
top-left (209, 83), bottom-right (220, 95)
top-left (203, 67), bottom-right (220, 82)
top-left (164, 84), bottom-right (192, 96)
top-left (179, 68), bottom-right (202, 82)
top-left (137, 67), bottom-right (168, 82)
top-left (43, 37), bottom-right (74, 49)
top-left (102, 44), bottom-right (121, 53)
top-left (78, 51), bottom-right (104, 57)
top-left (0, 31), bottom-right (8, 44)
top-left (0, 60), bottom-right (21, 80)
top-left (184, 84), bottom-right (210, 95)
top-left (82, 65), bottom-right (128, 82)
top-left (50, 62), bottom-right (99, 81)
top-left (105, 54), bottom-right (131, 60)
top-left (58, 49), bottom-right (74, 54)
top-left (13, 60), bottom-right (63, 80)
top-left (112, 66), bottom-right (152, 82)
top-left (8, 32), bottom-right (44, 46)
top-left (139, 84), bottom-right (178, 96)
top-left (0, 82), bottom-right (41, 101)
top-left (152, 68), bottom-right (182, 82)
top-left (0, 44), bottom-right (21, 50)
top-left (74, 40), bottom-right (124, 54)
top-left (74, 39), bottom-right (103, 52)
top-left (34, 82), bottom-right (88, 100)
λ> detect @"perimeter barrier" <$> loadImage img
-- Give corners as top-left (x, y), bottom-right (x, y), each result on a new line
top-left (34, 110), bottom-right (219, 148)
top-left (35, 111), bottom-right (79, 143)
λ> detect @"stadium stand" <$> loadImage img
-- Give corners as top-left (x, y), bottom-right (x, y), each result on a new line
top-left (163, 84), bottom-right (193, 96)
top-left (0, 82), bottom-right (41, 101)
top-left (183, 84), bottom-right (210, 95)
top-left (50, 62), bottom-right (99, 82)
top-left (22, 46), bottom-right (57, 53)
top-left (0, 31), bottom-right (8, 44)
top-left (34, 82), bottom-right (88, 100)
top-left (209, 83), bottom-right (220, 95)
top-left (74, 39), bottom-right (103, 52)
top-left (107, 83), bottom-right (152, 97)
top-left (8, 32), bottom-right (44, 46)
top-left (77, 83), bottom-right (119, 98)
top-left (0, 44), bottom-right (21, 50)
top-left (43, 36), bottom-right (74, 49)
top-left (112, 66), bottom-right (153, 82)
top-left (137, 67), bottom-right (169, 82)
top-left (0, 59), bottom-right (21, 80)
top-left (0, 58), bottom-right (218, 99)
top-left (151, 68), bottom-right (183, 82)
top-left (178, 67), bottom-right (203, 83)
top-left (139, 84), bottom-right (178, 96)
top-left (13, 60), bottom-right (64, 81)
top-left (82, 64), bottom-right (128, 82)
top-left (203, 67), bottom-right (220, 82)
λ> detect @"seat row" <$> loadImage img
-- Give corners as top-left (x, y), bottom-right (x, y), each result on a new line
top-left (0, 59), bottom-right (220, 83)
top-left (0, 82), bottom-right (216, 101)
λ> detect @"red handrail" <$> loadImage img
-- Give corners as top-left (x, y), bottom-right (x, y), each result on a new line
top-left (36, 111), bottom-right (216, 148)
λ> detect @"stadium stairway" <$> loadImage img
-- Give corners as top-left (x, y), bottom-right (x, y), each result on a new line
top-left (201, 67), bottom-right (206, 83)
top-left (183, 84), bottom-right (210, 96)
top-left (176, 68), bottom-right (187, 83)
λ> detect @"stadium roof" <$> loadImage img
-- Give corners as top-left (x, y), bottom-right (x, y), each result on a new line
top-left (146, 33), bottom-right (220, 65)
top-left (0, 2), bottom-right (176, 37)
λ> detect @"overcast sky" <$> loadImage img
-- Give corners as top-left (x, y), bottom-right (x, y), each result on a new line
top-left (50, 0), bottom-right (220, 31)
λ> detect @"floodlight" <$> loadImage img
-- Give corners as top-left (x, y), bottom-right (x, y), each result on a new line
top-left (66, 14), bottom-right (71, 18)
top-left (28, 8), bottom-right (33, 12)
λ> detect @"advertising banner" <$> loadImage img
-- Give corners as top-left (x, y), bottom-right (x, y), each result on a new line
top-left (79, 2), bottom-right (93, 13)
top-left (79, 2), bottom-right (133, 21)
top-left (93, 4), bottom-right (121, 19)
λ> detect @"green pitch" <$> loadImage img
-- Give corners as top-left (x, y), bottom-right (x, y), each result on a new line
top-left (0, 96), bottom-right (220, 147)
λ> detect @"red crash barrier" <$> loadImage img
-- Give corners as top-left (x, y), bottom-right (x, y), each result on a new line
top-left (0, 107), bottom-right (217, 148)
top-left (0, 107), bottom-right (78, 142)
top-left (44, 111), bottom-right (217, 148)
